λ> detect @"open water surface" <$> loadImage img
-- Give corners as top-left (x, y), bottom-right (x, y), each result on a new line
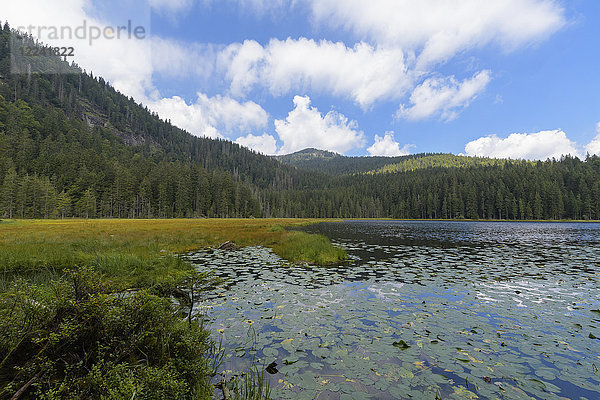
top-left (188, 221), bottom-right (600, 399)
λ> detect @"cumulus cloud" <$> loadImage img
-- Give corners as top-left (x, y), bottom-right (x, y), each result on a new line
top-left (4, 0), bottom-right (570, 149)
top-left (464, 130), bottom-right (581, 160)
top-left (274, 96), bottom-right (366, 154)
top-left (584, 123), bottom-right (600, 156)
top-left (308, 0), bottom-right (566, 67)
top-left (235, 133), bottom-right (278, 155)
top-left (398, 71), bottom-right (491, 121)
top-left (218, 40), bottom-right (267, 98)
top-left (148, 92), bottom-right (268, 139)
top-left (210, 0), bottom-right (564, 119)
top-left (367, 132), bottom-right (414, 157)
top-left (219, 39), bottom-right (411, 108)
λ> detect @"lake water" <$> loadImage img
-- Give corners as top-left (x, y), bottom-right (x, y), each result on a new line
top-left (188, 221), bottom-right (600, 400)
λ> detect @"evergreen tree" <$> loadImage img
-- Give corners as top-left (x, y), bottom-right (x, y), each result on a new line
top-left (1, 167), bottom-right (17, 218)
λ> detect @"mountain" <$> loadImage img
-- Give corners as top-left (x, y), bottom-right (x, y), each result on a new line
top-left (274, 148), bottom-right (390, 175)
top-left (274, 150), bottom-right (512, 176)
top-left (0, 23), bottom-right (324, 218)
top-left (1, 20), bottom-right (600, 221)
top-left (275, 148), bottom-right (340, 164)
top-left (274, 148), bottom-right (414, 175)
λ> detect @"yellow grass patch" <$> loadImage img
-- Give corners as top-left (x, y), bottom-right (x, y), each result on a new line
top-left (0, 219), bottom-right (345, 287)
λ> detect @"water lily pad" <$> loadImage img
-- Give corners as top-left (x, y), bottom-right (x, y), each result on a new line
top-left (266, 361), bottom-right (278, 374)
top-left (392, 340), bottom-right (410, 350)
top-left (188, 221), bottom-right (600, 400)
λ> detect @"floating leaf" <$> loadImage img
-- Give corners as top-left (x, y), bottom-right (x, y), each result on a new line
top-left (393, 340), bottom-right (410, 350)
top-left (266, 361), bottom-right (278, 374)
top-left (188, 222), bottom-right (600, 400)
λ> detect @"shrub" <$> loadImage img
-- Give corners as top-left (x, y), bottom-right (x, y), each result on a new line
top-left (0, 267), bottom-right (214, 399)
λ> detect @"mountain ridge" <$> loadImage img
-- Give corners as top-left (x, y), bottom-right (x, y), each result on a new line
top-left (1, 20), bottom-right (600, 221)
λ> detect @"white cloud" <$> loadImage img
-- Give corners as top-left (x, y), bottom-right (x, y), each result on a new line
top-left (209, 0), bottom-right (564, 120)
top-left (367, 132), bottom-right (414, 157)
top-left (219, 38), bottom-right (411, 108)
top-left (586, 137), bottom-right (600, 156)
top-left (195, 93), bottom-right (268, 133)
top-left (151, 38), bottom-right (218, 80)
top-left (4, 0), bottom-right (570, 151)
top-left (464, 130), bottom-right (581, 160)
top-left (584, 123), bottom-right (600, 156)
top-left (219, 40), bottom-right (267, 98)
top-left (398, 71), bottom-right (491, 121)
top-left (236, 133), bottom-right (278, 155)
top-left (148, 92), bottom-right (268, 138)
top-left (148, 0), bottom-right (193, 13)
top-left (274, 95), bottom-right (366, 154)
top-left (149, 95), bottom-right (221, 138)
top-left (308, 0), bottom-right (566, 67)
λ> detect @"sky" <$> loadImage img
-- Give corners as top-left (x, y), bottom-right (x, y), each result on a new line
top-left (3, 0), bottom-right (600, 159)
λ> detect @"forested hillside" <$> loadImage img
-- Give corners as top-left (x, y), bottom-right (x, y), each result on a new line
top-left (0, 22), bottom-right (325, 219)
top-left (274, 148), bottom-right (451, 175)
top-left (1, 20), bottom-right (600, 221)
top-left (260, 154), bottom-right (600, 220)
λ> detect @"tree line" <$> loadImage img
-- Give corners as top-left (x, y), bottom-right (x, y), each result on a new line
top-left (1, 20), bottom-right (600, 221)
top-left (261, 155), bottom-right (600, 220)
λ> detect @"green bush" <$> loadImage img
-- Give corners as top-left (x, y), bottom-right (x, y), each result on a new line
top-left (0, 267), bottom-right (214, 399)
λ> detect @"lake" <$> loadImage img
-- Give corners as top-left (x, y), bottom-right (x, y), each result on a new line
top-left (188, 221), bottom-right (600, 399)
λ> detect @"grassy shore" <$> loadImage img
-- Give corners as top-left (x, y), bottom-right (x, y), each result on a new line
top-left (0, 218), bottom-right (346, 288)
top-left (0, 219), bottom-right (345, 397)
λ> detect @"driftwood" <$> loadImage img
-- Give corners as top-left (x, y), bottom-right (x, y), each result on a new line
top-left (217, 241), bottom-right (237, 251)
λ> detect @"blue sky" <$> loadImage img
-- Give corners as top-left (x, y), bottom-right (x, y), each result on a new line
top-left (4, 0), bottom-right (600, 158)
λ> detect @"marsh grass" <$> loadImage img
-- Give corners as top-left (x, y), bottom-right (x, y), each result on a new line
top-left (0, 219), bottom-right (346, 286)
top-left (273, 231), bottom-right (347, 265)
top-left (231, 364), bottom-right (272, 400)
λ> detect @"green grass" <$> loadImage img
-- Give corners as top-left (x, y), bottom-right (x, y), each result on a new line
top-left (273, 231), bottom-right (347, 265)
top-left (0, 219), bottom-right (346, 288)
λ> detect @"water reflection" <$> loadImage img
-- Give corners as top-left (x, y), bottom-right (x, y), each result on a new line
top-left (189, 221), bottom-right (600, 400)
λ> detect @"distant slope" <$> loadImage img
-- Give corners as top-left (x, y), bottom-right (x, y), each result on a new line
top-left (274, 148), bottom-right (340, 163)
top-left (274, 149), bottom-right (512, 176)
top-left (274, 149), bottom-right (427, 175)
top-left (369, 154), bottom-right (527, 174)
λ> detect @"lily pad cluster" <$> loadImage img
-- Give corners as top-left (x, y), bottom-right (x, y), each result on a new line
top-left (187, 221), bottom-right (600, 400)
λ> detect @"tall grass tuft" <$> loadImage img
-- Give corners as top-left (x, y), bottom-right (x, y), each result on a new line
top-left (273, 231), bottom-right (347, 265)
